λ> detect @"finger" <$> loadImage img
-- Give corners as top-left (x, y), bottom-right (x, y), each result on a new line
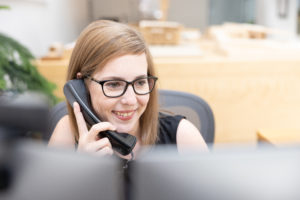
top-left (89, 122), bottom-right (116, 140)
top-left (73, 102), bottom-right (88, 136)
top-left (95, 146), bottom-right (114, 156)
top-left (84, 137), bottom-right (112, 152)
top-left (94, 137), bottom-right (113, 151)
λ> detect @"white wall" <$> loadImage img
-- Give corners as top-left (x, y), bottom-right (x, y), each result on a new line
top-left (167, 0), bottom-right (209, 31)
top-left (0, 0), bottom-right (90, 57)
top-left (256, 0), bottom-right (298, 38)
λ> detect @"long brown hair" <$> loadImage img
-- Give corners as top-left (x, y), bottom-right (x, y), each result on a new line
top-left (66, 20), bottom-right (159, 145)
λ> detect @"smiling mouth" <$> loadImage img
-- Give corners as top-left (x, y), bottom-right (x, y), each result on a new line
top-left (112, 110), bottom-right (135, 120)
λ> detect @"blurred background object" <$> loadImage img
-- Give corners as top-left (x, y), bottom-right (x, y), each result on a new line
top-left (139, 0), bottom-right (162, 20)
top-left (1, 0), bottom-right (299, 58)
top-left (256, 0), bottom-right (299, 40)
top-left (40, 42), bottom-right (64, 60)
top-left (139, 20), bottom-right (182, 45)
top-left (298, 0), bottom-right (300, 34)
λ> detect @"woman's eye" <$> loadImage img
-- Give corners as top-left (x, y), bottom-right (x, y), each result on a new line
top-left (106, 81), bottom-right (122, 88)
top-left (136, 79), bottom-right (147, 86)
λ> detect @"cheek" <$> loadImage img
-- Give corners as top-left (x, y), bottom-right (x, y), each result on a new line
top-left (89, 86), bottom-right (112, 119)
top-left (91, 98), bottom-right (117, 121)
top-left (138, 95), bottom-right (150, 109)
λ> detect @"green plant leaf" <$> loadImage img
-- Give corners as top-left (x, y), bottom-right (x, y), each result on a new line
top-left (0, 33), bottom-right (59, 105)
top-left (0, 5), bottom-right (10, 10)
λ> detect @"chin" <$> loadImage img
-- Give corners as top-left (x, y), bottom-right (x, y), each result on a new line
top-left (115, 123), bottom-right (136, 134)
top-left (116, 127), bottom-right (132, 134)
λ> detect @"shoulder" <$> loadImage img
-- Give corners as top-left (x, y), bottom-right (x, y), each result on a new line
top-left (157, 113), bottom-right (185, 144)
top-left (159, 112), bottom-right (185, 128)
top-left (48, 115), bottom-right (76, 148)
top-left (176, 119), bottom-right (208, 152)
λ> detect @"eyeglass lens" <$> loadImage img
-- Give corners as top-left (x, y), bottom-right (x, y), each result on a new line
top-left (103, 77), bottom-right (155, 97)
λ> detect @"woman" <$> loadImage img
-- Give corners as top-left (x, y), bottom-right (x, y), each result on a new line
top-left (49, 20), bottom-right (207, 160)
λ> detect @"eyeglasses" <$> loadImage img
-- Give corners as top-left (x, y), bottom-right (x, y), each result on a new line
top-left (86, 75), bottom-right (158, 98)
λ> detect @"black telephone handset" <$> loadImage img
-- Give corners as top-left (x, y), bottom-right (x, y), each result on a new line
top-left (63, 79), bottom-right (137, 156)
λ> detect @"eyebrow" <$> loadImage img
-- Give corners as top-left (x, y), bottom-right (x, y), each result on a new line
top-left (99, 75), bottom-right (148, 81)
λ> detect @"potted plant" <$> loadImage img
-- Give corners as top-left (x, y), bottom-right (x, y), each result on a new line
top-left (0, 5), bottom-right (58, 105)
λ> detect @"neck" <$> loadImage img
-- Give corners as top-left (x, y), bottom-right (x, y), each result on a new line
top-left (129, 122), bottom-right (141, 140)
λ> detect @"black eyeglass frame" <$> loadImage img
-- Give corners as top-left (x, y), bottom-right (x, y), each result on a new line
top-left (85, 75), bottom-right (158, 98)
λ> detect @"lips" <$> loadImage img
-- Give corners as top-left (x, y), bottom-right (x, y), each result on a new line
top-left (112, 110), bottom-right (135, 121)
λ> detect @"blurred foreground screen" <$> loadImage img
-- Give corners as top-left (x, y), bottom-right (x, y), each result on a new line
top-left (132, 146), bottom-right (300, 200)
top-left (0, 92), bottom-right (50, 140)
top-left (0, 141), bottom-right (121, 200)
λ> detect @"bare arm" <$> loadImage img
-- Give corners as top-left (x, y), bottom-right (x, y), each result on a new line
top-left (49, 102), bottom-right (115, 156)
top-left (176, 119), bottom-right (208, 153)
top-left (48, 115), bottom-right (76, 148)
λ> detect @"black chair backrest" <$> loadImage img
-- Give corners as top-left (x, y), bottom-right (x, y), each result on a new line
top-left (159, 90), bottom-right (214, 144)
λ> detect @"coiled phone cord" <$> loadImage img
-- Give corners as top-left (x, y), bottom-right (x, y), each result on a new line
top-left (123, 151), bottom-right (134, 169)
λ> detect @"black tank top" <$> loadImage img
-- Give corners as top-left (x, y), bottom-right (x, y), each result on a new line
top-left (156, 112), bottom-right (185, 145)
top-left (123, 113), bottom-right (185, 200)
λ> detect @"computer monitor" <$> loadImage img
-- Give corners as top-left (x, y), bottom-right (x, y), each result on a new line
top-left (131, 146), bottom-right (300, 200)
top-left (0, 92), bottom-right (50, 140)
top-left (0, 141), bottom-right (122, 200)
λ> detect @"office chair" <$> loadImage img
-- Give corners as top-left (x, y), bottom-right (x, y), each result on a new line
top-left (158, 90), bottom-right (214, 144)
top-left (46, 90), bottom-right (215, 144)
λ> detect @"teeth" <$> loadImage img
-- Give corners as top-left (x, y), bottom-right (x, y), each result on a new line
top-left (115, 111), bottom-right (133, 117)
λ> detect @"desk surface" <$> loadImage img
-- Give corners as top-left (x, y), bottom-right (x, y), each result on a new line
top-left (257, 129), bottom-right (300, 146)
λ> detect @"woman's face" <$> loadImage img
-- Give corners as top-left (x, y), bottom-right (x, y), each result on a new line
top-left (87, 53), bottom-right (149, 136)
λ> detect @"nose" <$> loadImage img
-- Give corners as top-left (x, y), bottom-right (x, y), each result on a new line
top-left (121, 84), bottom-right (137, 105)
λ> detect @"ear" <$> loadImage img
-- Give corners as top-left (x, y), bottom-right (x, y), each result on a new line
top-left (76, 72), bottom-right (83, 79)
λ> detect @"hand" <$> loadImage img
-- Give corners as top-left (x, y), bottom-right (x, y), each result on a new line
top-left (73, 102), bottom-right (115, 156)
